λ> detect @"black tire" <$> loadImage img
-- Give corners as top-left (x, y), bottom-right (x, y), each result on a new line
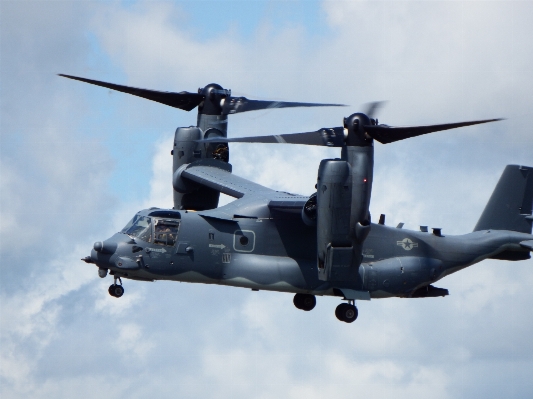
top-left (113, 285), bottom-right (124, 298)
top-left (301, 294), bottom-right (316, 311)
top-left (335, 303), bottom-right (347, 321)
top-left (335, 303), bottom-right (358, 323)
top-left (293, 294), bottom-right (304, 309)
top-left (108, 284), bottom-right (117, 297)
top-left (294, 294), bottom-right (316, 311)
top-left (343, 305), bottom-right (358, 323)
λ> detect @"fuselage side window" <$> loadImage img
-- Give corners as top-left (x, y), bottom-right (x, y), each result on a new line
top-left (153, 219), bottom-right (180, 246)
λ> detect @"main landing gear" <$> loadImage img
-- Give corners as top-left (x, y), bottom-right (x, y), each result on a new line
top-left (108, 277), bottom-right (124, 298)
top-left (293, 294), bottom-right (359, 323)
top-left (293, 293), bottom-right (316, 311)
top-left (335, 301), bottom-right (358, 323)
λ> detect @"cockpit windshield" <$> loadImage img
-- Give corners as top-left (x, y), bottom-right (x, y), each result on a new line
top-left (121, 215), bottom-right (153, 242)
top-left (121, 214), bottom-right (180, 246)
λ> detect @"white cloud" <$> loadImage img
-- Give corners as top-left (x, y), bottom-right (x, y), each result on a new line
top-left (115, 322), bottom-right (155, 359)
top-left (93, 283), bottom-right (145, 317)
top-left (142, 133), bottom-right (175, 208)
top-left (1, 1), bottom-right (532, 398)
top-left (0, 247), bottom-right (96, 391)
top-left (188, 347), bottom-right (451, 399)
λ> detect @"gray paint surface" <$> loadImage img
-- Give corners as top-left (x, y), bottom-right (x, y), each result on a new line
top-left (88, 163), bottom-right (533, 311)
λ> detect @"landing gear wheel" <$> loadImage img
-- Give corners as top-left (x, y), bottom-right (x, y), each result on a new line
top-left (108, 284), bottom-right (124, 298)
top-left (335, 303), bottom-right (358, 323)
top-left (113, 285), bottom-right (124, 298)
top-left (334, 303), bottom-right (345, 320)
top-left (293, 293), bottom-right (316, 311)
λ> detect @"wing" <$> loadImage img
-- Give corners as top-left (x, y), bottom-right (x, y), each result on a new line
top-left (180, 160), bottom-right (308, 220)
top-left (180, 161), bottom-right (278, 199)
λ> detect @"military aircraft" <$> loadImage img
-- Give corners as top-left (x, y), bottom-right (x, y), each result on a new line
top-left (62, 75), bottom-right (533, 323)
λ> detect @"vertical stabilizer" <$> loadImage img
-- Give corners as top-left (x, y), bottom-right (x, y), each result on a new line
top-left (474, 165), bottom-right (533, 233)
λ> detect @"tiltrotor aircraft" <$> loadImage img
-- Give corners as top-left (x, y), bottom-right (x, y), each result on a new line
top-left (62, 75), bottom-right (533, 323)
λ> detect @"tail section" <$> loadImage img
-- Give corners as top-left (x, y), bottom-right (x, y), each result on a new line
top-left (474, 165), bottom-right (533, 234)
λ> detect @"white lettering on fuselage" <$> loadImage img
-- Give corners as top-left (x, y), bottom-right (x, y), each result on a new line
top-left (363, 248), bottom-right (374, 258)
top-left (148, 247), bottom-right (167, 253)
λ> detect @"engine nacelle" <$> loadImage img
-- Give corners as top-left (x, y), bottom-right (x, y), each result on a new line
top-left (172, 164), bottom-right (194, 194)
top-left (316, 159), bottom-right (359, 283)
top-left (316, 146), bottom-right (374, 284)
top-left (316, 159), bottom-right (352, 250)
top-left (172, 126), bottom-right (222, 210)
top-left (173, 126), bottom-right (203, 176)
top-left (301, 192), bottom-right (317, 226)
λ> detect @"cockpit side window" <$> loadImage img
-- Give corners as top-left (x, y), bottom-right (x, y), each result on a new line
top-left (121, 215), bottom-right (152, 243)
top-left (153, 219), bottom-right (180, 246)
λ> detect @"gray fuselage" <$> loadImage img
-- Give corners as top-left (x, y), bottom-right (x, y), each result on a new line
top-left (90, 202), bottom-right (531, 299)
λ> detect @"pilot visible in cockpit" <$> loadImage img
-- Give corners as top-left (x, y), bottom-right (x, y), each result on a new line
top-left (154, 222), bottom-right (178, 246)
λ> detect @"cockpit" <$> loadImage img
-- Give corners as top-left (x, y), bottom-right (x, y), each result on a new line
top-left (121, 214), bottom-right (180, 247)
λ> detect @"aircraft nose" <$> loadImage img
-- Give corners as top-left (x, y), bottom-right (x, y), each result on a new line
top-left (81, 248), bottom-right (100, 265)
top-left (93, 240), bottom-right (117, 254)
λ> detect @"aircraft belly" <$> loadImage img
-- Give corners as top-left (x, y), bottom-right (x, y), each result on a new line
top-left (167, 270), bottom-right (219, 284)
top-left (369, 290), bottom-right (395, 299)
top-left (221, 254), bottom-right (308, 290)
top-left (153, 253), bottom-right (312, 292)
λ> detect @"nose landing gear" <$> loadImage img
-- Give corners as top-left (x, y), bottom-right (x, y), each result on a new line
top-left (293, 293), bottom-right (316, 311)
top-left (335, 301), bottom-right (358, 323)
top-left (108, 277), bottom-right (124, 298)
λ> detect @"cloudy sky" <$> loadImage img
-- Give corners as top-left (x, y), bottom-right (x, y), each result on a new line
top-left (1, 1), bottom-right (532, 398)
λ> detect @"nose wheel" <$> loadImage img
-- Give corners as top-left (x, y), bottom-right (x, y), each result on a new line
top-left (108, 277), bottom-right (124, 298)
top-left (335, 301), bottom-right (358, 323)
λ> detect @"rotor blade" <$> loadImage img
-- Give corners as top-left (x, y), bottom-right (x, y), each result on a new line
top-left (362, 101), bottom-right (387, 119)
top-left (199, 127), bottom-right (346, 147)
top-left (223, 97), bottom-right (347, 115)
top-left (365, 118), bottom-right (503, 144)
top-left (58, 74), bottom-right (204, 111)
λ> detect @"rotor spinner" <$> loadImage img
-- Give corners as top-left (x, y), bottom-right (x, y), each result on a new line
top-left (198, 83), bottom-right (231, 115)
top-left (343, 113), bottom-right (374, 147)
